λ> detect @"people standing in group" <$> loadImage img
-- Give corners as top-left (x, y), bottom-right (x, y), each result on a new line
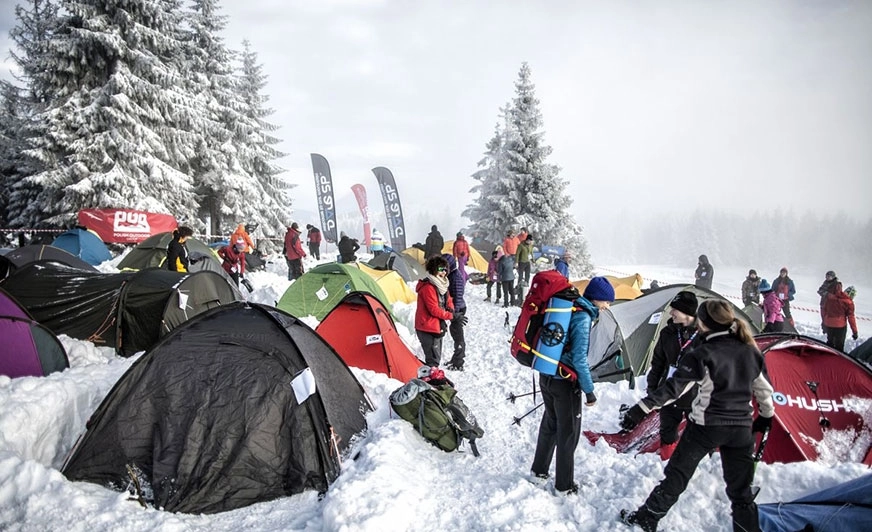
top-left (817, 270), bottom-right (839, 333)
top-left (167, 226), bottom-right (194, 272)
top-left (694, 254), bottom-right (713, 289)
top-left (822, 281), bottom-right (859, 352)
top-left (530, 276), bottom-right (614, 495)
top-left (424, 225), bottom-right (444, 259)
top-left (305, 224), bottom-right (322, 260)
top-left (452, 231), bottom-right (470, 262)
top-left (338, 231), bottom-right (360, 263)
top-left (218, 238), bottom-right (246, 287)
top-left (497, 250), bottom-right (516, 308)
top-left (230, 223), bottom-right (255, 254)
top-left (741, 269), bottom-right (761, 307)
top-left (283, 223), bottom-right (306, 281)
top-left (414, 255), bottom-right (455, 367)
top-left (485, 248), bottom-right (502, 303)
top-left (443, 253), bottom-right (469, 371)
top-left (771, 267), bottom-right (796, 325)
top-left (516, 234), bottom-right (535, 289)
top-left (370, 228), bottom-right (386, 257)
top-left (759, 279), bottom-right (785, 333)
top-left (619, 299), bottom-right (775, 532)
top-left (646, 290), bottom-right (700, 461)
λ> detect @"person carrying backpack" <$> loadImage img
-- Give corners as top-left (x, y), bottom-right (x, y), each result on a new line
top-left (530, 276), bottom-right (615, 495)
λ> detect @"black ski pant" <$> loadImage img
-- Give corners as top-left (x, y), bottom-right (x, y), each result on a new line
top-left (531, 375), bottom-right (582, 492)
top-left (642, 422), bottom-right (759, 532)
top-left (417, 330), bottom-right (444, 367)
top-left (659, 405), bottom-right (689, 445)
top-left (308, 243), bottom-right (320, 260)
top-left (501, 281), bottom-right (515, 307)
top-left (448, 309), bottom-right (466, 368)
top-left (517, 261), bottom-right (531, 287)
top-left (826, 326), bottom-right (847, 352)
top-left (781, 300), bottom-right (792, 320)
top-left (286, 258), bottom-right (304, 280)
top-left (486, 281), bottom-right (501, 300)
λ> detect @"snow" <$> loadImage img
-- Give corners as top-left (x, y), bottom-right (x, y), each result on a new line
top-left (1, 255), bottom-right (869, 531)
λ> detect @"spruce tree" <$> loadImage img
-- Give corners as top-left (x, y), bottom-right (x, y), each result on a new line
top-left (22, 0), bottom-right (201, 227)
top-left (466, 62), bottom-right (592, 275)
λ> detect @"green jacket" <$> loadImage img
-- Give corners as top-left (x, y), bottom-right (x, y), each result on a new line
top-left (516, 242), bottom-right (534, 264)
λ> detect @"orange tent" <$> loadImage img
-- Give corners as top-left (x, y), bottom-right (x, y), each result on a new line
top-left (573, 273), bottom-right (644, 300)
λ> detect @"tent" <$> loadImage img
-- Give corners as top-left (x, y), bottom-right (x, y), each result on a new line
top-left (316, 292), bottom-right (422, 382)
top-left (402, 242), bottom-right (489, 274)
top-left (850, 337), bottom-right (872, 364)
top-left (277, 262), bottom-right (392, 321)
top-left (1, 262), bottom-right (241, 357)
top-left (586, 284), bottom-right (759, 385)
top-left (754, 333), bottom-right (872, 465)
top-left (367, 250), bottom-right (427, 282)
top-left (51, 227), bottom-right (112, 266)
top-left (62, 302), bottom-right (372, 514)
top-left (0, 245), bottom-right (96, 280)
top-left (573, 274), bottom-right (644, 301)
top-left (354, 262), bottom-right (416, 304)
top-left (759, 474), bottom-right (872, 532)
top-left (0, 287), bottom-right (68, 378)
top-left (117, 232), bottom-right (219, 271)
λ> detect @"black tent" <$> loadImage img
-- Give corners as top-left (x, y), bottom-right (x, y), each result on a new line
top-left (62, 302), bottom-right (372, 514)
top-left (1, 261), bottom-right (240, 356)
top-left (117, 232), bottom-right (218, 271)
top-left (851, 337), bottom-right (872, 364)
top-left (0, 244), bottom-right (96, 280)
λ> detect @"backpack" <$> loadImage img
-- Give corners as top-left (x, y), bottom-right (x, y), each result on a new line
top-left (390, 379), bottom-right (484, 457)
top-left (510, 269), bottom-right (582, 380)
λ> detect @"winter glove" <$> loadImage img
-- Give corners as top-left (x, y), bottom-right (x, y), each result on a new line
top-left (752, 415), bottom-right (772, 434)
top-left (852, 333), bottom-right (859, 341)
top-left (453, 313), bottom-right (468, 326)
top-left (620, 404), bottom-right (646, 432)
top-left (585, 392), bottom-right (597, 406)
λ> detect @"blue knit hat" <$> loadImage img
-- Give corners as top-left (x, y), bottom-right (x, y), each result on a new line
top-left (759, 279), bottom-right (772, 293)
top-left (583, 276), bottom-right (615, 302)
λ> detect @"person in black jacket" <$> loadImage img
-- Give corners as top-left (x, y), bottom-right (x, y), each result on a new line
top-left (166, 226), bottom-right (194, 272)
top-left (620, 299), bottom-right (775, 532)
top-left (694, 254), bottom-right (714, 289)
top-left (424, 225), bottom-right (444, 259)
top-left (337, 231), bottom-right (360, 263)
top-left (646, 291), bottom-right (700, 460)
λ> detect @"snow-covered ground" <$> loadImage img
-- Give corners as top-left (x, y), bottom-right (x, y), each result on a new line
top-left (1, 254), bottom-right (869, 531)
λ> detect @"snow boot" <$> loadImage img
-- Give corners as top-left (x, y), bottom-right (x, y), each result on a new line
top-left (659, 442), bottom-right (677, 461)
top-left (620, 507), bottom-right (661, 532)
top-left (731, 502), bottom-right (759, 532)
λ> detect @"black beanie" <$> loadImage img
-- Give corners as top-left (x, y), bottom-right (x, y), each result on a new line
top-left (697, 301), bottom-right (730, 332)
top-left (670, 291), bottom-right (698, 316)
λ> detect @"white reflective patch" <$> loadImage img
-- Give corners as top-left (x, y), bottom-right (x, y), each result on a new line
top-left (315, 285), bottom-right (329, 301)
top-left (365, 334), bottom-right (383, 345)
top-left (649, 311), bottom-right (662, 325)
top-left (291, 368), bottom-right (316, 404)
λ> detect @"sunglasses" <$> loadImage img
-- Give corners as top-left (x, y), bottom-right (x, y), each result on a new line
top-left (437, 267), bottom-right (447, 272)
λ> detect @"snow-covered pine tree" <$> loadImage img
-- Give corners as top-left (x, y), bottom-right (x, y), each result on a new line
top-left (21, 0), bottom-right (201, 227)
top-left (466, 62), bottom-right (592, 275)
top-left (235, 39), bottom-right (292, 245)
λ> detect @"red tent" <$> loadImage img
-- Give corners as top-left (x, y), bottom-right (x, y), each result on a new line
top-left (755, 334), bottom-right (872, 465)
top-left (316, 292), bottom-right (422, 382)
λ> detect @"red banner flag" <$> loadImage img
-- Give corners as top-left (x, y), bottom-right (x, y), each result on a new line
top-left (351, 184), bottom-right (371, 246)
top-left (77, 209), bottom-right (179, 243)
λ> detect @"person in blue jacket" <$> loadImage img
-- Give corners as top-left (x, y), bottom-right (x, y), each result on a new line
top-left (443, 253), bottom-right (469, 371)
top-left (530, 276), bottom-right (615, 495)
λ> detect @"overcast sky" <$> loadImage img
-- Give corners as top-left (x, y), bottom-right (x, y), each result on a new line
top-left (1, 0), bottom-right (871, 243)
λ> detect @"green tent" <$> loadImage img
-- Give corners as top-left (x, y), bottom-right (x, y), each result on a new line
top-left (277, 263), bottom-right (392, 321)
top-left (118, 232), bottom-right (219, 271)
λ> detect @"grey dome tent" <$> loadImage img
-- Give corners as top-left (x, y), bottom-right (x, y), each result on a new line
top-left (62, 302), bottom-right (372, 514)
top-left (117, 232), bottom-right (219, 271)
top-left (587, 284), bottom-right (760, 385)
top-left (0, 244), bottom-right (96, 280)
top-left (367, 250), bottom-right (427, 282)
top-left (1, 261), bottom-right (241, 356)
top-left (0, 286), bottom-right (68, 378)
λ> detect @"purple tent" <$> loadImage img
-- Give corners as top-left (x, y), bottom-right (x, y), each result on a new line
top-left (0, 287), bottom-right (69, 378)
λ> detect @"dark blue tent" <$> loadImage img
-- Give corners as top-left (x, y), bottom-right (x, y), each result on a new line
top-left (52, 228), bottom-right (112, 266)
top-left (759, 474), bottom-right (872, 532)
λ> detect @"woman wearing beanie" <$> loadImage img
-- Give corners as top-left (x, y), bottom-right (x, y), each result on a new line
top-left (531, 276), bottom-right (614, 495)
top-left (620, 299), bottom-right (775, 532)
top-left (759, 279), bottom-right (785, 333)
top-left (646, 290), bottom-right (701, 460)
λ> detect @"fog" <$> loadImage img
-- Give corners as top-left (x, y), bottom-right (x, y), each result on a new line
top-left (2, 0), bottom-right (870, 266)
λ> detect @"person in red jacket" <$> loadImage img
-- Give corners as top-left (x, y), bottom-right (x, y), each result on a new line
top-left (283, 222), bottom-right (306, 281)
top-left (306, 224), bottom-right (322, 260)
top-left (218, 238), bottom-right (246, 287)
top-left (822, 281), bottom-right (859, 351)
top-left (452, 231), bottom-right (470, 261)
top-left (415, 255), bottom-right (455, 367)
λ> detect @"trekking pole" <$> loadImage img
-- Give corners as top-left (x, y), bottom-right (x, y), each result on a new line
top-left (512, 402), bottom-right (544, 426)
top-left (805, 381), bottom-right (832, 428)
top-left (754, 427), bottom-right (770, 463)
top-left (506, 391), bottom-right (537, 403)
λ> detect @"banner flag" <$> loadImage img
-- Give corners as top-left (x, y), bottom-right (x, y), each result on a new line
top-left (310, 153), bottom-right (338, 243)
top-left (351, 184), bottom-right (371, 246)
top-left (371, 167), bottom-right (407, 251)
top-left (77, 209), bottom-right (178, 243)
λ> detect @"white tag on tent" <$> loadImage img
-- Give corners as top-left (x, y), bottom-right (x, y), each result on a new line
top-left (177, 291), bottom-right (189, 309)
top-left (315, 285), bottom-right (329, 301)
top-left (365, 334), bottom-right (383, 345)
top-left (291, 367), bottom-right (316, 404)
top-left (648, 311), bottom-right (662, 325)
